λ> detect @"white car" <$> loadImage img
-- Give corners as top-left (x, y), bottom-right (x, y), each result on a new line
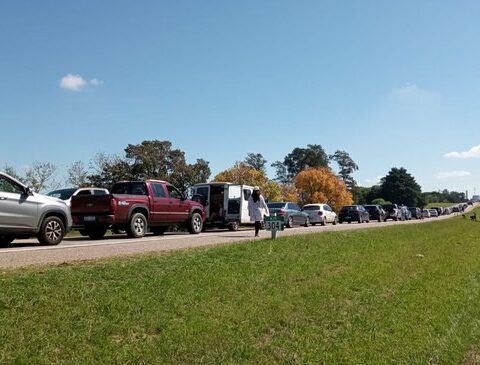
top-left (302, 204), bottom-right (338, 226)
top-left (47, 187), bottom-right (109, 207)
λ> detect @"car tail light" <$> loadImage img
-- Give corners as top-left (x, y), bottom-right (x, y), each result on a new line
top-left (278, 209), bottom-right (286, 216)
top-left (318, 211), bottom-right (323, 216)
top-left (110, 198), bottom-right (117, 213)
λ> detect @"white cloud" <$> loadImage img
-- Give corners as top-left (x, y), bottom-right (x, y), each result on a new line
top-left (444, 144), bottom-right (480, 159)
top-left (435, 170), bottom-right (471, 179)
top-left (90, 78), bottom-right (103, 86)
top-left (60, 74), bottom-right (103, 91)
top-left (60, 74), bottom-right (87, 91)
top-left (386, 83), bottom-right (441, 106)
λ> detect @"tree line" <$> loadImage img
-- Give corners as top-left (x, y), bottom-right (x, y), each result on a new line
top-left (3, 139), bottom-right (466, 209)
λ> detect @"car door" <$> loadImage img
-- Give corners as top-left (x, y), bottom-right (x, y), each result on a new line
top-left (166, 185), bottom-right (189, 223)
top-left (151, 183), bottom-right (170, 224)
top-left (0, 175), bottom-right (38, 231)
top-left (290, 203), bottom-right (302, 224)
top-left (324, 205), bottom-right (334, 222)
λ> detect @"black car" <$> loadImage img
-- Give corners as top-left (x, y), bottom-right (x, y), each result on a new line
top-left (364, 205), bottom-right (387, 222)
top-left (408, 207), bottom-right (422, 219)
top-left (338, 205), bottom-right (370, 224)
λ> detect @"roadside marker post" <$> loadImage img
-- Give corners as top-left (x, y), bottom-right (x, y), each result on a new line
top-left (264, 215), bottom-right (284, 240)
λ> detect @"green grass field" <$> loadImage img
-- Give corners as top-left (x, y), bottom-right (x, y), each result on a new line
top-left (1, 211), bottom-right (480, 364)
top-left (425, 202), bottom-right (459, 209)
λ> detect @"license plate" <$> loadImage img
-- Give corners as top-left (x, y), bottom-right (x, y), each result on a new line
top-left (344, 216), bottom-right (350, 219)
top-left (84, 216), bottom-right (96, 222)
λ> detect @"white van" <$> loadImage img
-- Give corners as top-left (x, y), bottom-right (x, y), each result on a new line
top-left (191, 183), bottom-right (254, 231)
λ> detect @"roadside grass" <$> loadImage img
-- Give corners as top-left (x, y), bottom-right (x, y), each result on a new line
top-left (425, 202), bottom-right (459, 209)
top-left (2, 211), bottom-right (480, 364)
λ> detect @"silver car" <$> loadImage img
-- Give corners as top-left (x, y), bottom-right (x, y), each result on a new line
top-left (0, 172), bottom-right (72, 246)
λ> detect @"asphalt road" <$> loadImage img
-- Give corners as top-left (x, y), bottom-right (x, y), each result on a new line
top-left (0, 209), bottom-right (472, 269)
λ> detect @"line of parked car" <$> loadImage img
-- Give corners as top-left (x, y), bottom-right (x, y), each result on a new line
top-left (0, 171), bottom-right (471, 247)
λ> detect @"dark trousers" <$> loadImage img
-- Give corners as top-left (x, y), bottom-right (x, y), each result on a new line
top-left (255, 221), bottom-right (262, 235)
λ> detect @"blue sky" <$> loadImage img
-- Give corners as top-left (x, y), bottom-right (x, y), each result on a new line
top-left (1, 1), bottom-right (480, 194)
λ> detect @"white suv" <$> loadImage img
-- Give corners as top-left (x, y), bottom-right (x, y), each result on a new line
top-left (302, 204), bottom-right (338, 226)
top-left (0, 172), bottom-right (72, 246)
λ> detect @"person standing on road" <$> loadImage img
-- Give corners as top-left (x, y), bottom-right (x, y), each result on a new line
top-left (248, 187), bottom-right (269, 237)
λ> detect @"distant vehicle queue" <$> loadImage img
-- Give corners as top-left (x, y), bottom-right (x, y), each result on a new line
top-left (0, 171), bottom-right (471, 246)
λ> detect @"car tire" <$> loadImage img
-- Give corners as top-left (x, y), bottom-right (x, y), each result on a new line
top-left (151, 227), bottom-right (167, 235)
top-left (127, 212), bottom-right (147, 238)
top-left (188, 212), bottom-right (203, 234)
top-left (287, 216), bottom-right (294, 228)
top-left (38, 216), bottom-right (65, 245)
top-left (311, 222), bottom-right (317, 226)
top-left (321, 218), bottom-right (326, 226)
top-left (79, 229), bottom-right (89, 237)
top-left (378, 217), bottom-right (382, 222)
top-left (358, 217), bottom-right (362, 224)
top-left (333, 217), bottom-right (338, 225)
top-left (228, 221), bottom-right (239, 231)
top-left (304, 217), bottom-right (310, 227)
top-left (0, 235), bottom-right (14, 247)
top-left (86, 227), bottom-right (107, 240)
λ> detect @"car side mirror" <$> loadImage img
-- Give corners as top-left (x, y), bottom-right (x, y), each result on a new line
top-left (24, 187), bottom-right (32, 195)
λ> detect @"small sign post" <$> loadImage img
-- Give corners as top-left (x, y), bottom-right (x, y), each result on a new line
top-left (264, 215), bottom-right (284, 239)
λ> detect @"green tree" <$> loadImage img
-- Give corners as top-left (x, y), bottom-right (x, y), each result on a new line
top-left (329, 150), bottom-right (359, 191)
top-left (244, 153), bottom-right (267, 173)
top-left (275, 144), bottom-right (329, 182)
top-left (88, 141), bottom-right (211, 192)
top-left (380, 167), bottom-right (422, 206)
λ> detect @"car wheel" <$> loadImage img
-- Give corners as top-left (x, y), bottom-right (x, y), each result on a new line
top-left (228, 221), bottom-right (239, 231)
top-left (311, 222), bottom-right (317, 226)
top-left (38, 216), bottom-right (65, 245)
top-left (86, 227), bottom-right (107, 240)
top-left (304, 217), bottom-right (310, 227)
top-left (188, 212), bottom-right (203, 234)
top-left (321, 218), bottom-right (326, 226)
top-left (333, 217), bottom-right (338, 225)
top-left (127, 212), bottom-right (147, 238)
top-left (378, 217), bottom-right (382, 222)
top-left (151, 227), bottom-right (167, 235)
top-left (79, 229), bottom-right (89, 237)
top-left (287, 216), bottom-right (294, 228)
top-left (358, 217), bottom-right (362, 224)
top-left (0, 235), bottom-right (14, 247)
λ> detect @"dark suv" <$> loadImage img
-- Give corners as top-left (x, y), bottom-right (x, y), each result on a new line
top-left (408, 207), bottom-right (422, 219)
top-left (338, 205), bottom-right (370, 224)
top-left (364, 205), bottom-right (387, 222)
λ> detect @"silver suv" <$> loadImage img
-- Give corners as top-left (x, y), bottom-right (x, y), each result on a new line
top-left (0, 172), bottom-right (72, 246)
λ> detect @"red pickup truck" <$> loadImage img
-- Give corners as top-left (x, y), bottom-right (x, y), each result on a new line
top-left (71, 180), bottom-right (205, 239)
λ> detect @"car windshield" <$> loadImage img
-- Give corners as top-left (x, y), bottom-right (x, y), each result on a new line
top-left (364, 206), bottom-right (376, 212)
top-left (302, 205), bottom-right (320, 211)
top-left (267, 203), bottom-right (286, 209)
top-left (47, 188), bottom-right (76, 200)
top-left (383, 204), bottom-right (396, 211)
top-left (341, 206), bottom-right (356, 212)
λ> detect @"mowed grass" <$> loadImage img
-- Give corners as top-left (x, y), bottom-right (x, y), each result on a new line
top-left (425, 202), bottom-right (460, 209)
top-left (2, 212), bottom-right (480, 364)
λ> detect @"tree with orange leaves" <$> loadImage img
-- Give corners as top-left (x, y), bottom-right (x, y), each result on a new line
top-left (213, 162), bottom-right (282, 201)
top-left (294, 167), bottom-right (353, 212)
